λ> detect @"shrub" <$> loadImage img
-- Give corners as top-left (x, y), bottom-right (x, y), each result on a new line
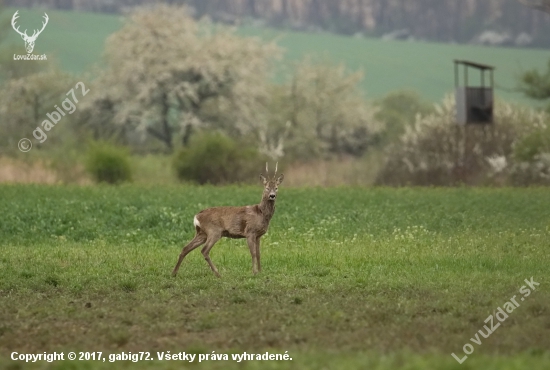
top-left (173, 132), bottom-right (264, 184)
top-left (509, 126), bottom-right (550, 186)
top-left (376, 96), bottom-right (549, 186)
top-left (85, 142), bottom-right (133, 184)
top-left (508, 154), bottom-right (550, 186)
top-left (374, 90), bottom-right (435, 145)
top-left (513, 126), bottom-right (550, 162)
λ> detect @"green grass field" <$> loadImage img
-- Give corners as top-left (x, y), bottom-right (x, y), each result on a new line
top-left (2, 8), bottom-right (549, 104)
top-left (0, 184), bottom-right (549, 369)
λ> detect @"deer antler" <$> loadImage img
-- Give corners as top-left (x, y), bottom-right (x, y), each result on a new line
top-left (11, 11), bottom-right (28, 38)
top-left (11, 11), bottom-right (48, 40)
top-left (264, 162), bottom-right (279, 178)
top-left (31, 13), bottom-right (49, 39)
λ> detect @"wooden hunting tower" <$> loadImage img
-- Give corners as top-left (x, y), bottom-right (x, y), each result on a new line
top-left (454, 60), bottom-right (495, 125)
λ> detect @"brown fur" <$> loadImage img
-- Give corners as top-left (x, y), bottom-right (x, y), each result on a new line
top-left (172, 170), bottom-right (284, 277)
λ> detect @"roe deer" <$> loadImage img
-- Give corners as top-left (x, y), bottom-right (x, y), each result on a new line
top-left (172, 163), bottom-right (284, 277)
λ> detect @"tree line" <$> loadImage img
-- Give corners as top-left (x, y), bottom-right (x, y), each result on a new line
top-left (1, 3), bottom-right (549, 186)
top-left (4, 0), bottom-right (550, 47)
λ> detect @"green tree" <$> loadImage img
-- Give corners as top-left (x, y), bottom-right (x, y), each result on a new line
top-left (374, 90), bottom-right (435, 145)
top-left (519, 59), bottom-right (550, 112)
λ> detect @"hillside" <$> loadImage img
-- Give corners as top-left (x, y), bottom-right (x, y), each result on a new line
top-left (3, 8), bottom-right (549, 104)
top-left (6, 0), bottom-right (550, 47)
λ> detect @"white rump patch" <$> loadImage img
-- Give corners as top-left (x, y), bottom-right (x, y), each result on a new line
top-left (193, 215), bottom-right (201, 228)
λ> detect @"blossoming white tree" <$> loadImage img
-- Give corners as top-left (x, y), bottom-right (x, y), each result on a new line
top-left (81, 5), bottom-right (281, 152)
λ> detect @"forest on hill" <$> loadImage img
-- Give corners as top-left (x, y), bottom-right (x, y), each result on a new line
top-left (5, 0), bottom-right (550, 47)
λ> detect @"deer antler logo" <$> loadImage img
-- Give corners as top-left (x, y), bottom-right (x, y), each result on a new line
top-left (11, 10), bottom-right (49, 54)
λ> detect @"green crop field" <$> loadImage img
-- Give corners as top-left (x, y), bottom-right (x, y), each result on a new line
top-left (2, 8), bottom-right (549, 104)
top-left (0, 184), bottom-right (549, 369)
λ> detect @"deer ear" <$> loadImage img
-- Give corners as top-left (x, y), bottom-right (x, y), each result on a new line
top-left (276, 174), bottom-right (284, 185)
top-left (259, 174), bottom-right (267, 185)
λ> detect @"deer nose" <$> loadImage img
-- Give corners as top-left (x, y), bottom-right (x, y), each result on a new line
top-left (269, 194), bottom-right (276, 200)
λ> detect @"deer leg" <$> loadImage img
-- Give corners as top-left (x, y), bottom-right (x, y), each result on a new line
top-left (201, 234), bottom-right (222, 278)
top-left (172, 232), bottom-right (207, 277)
top-left (255, 237), bottom-right (261, 273)
top-left (247, 236), bottom-right (258, 275)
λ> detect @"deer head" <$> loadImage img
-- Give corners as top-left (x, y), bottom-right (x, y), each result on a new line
top-left (260, 162), bottom-right (284, 201)
top-left (11, 11), bottom-right (49, 54)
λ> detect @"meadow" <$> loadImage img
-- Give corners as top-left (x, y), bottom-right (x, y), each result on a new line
top-left (0, 184), bottom-right (549, 369)
top-left (2, 8), bottom-right (549, 104)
